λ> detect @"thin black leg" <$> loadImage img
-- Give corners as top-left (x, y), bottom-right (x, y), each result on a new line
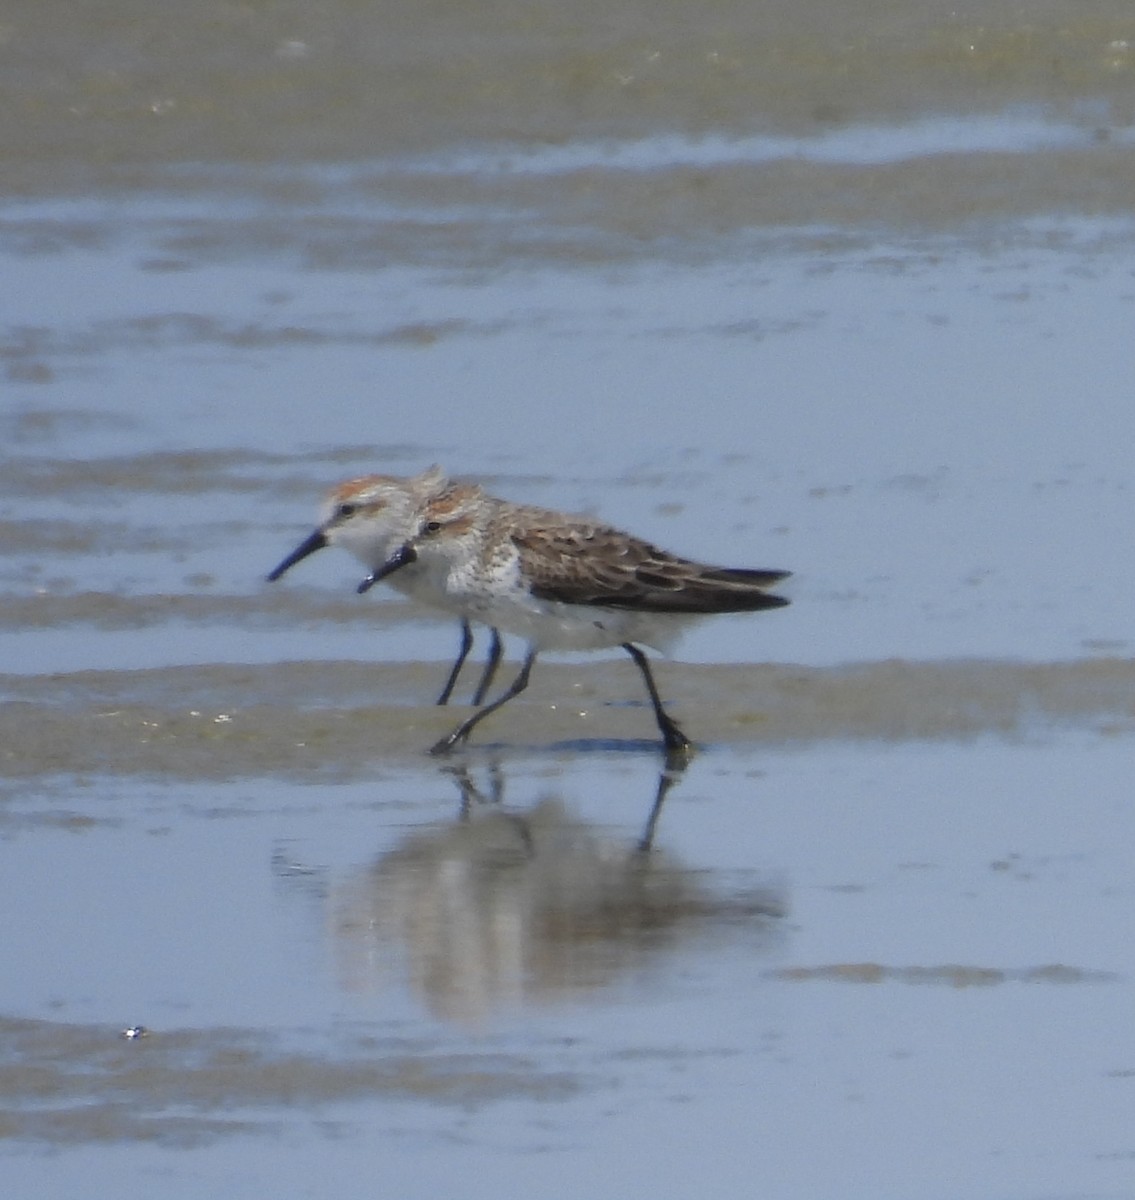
top-left (436, 620), bottom-right (474, 706)
top-left (471, 628), bottom-right (504, 705)
top-left (622, 643), bottom-right (693, 754)
top-left (429, 651), bottom-right (538, 755)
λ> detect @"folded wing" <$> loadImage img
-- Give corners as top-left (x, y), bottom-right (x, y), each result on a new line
top-left (513, 524), bottom-right (790, 614)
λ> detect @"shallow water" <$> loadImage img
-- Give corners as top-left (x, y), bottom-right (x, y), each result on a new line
top-left (2, 1), bottom-right (1135, 1196)
top-left (2, 742), bottom-right (1132, 1198)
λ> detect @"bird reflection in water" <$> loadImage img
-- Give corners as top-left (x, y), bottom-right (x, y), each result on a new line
top-left (331, 760), bottom-right (785, 1025)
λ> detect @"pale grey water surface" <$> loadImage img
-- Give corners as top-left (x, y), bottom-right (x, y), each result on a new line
top-left (2, 2), bottom-right (1134, 1197)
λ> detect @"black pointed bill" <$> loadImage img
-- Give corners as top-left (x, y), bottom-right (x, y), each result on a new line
top-left (357, 544), bottom-right (418, 594)
top-left (266, 529), bottom-right (329, 581)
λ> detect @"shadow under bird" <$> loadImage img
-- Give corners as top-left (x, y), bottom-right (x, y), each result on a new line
top-left (267, 465), bottom-right (790, 756)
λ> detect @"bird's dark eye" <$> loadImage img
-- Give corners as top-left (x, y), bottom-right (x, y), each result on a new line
top-left (336, 503), bottom-right (357, 519)
top-left (424, 520), bottom-right (442, 534)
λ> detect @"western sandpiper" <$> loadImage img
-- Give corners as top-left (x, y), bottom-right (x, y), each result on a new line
top-left (267, 467), bottom-right (503, 707)
top-left (269, 466), bottom-right (789, 756)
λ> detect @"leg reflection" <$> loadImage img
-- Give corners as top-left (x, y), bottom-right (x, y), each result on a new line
top-left (635, 752), bottom-right (690, 854)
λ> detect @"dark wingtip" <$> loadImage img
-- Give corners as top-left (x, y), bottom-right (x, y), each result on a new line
top-left (721, 567), bottom-right (792, 587)
top-left (713, 589), bottom-right (791, 612)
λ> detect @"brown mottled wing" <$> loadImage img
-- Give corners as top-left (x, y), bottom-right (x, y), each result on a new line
top-left (512, 522), bottom-right (790, 614)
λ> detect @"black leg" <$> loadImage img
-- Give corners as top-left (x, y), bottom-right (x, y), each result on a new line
top-left (436, 620), bottom-right (475, 705)
top-left (471, 628), bottom-right (504, 705)
top-left (622, 643), bottom-right (693, 754)
top-left (429, 651), bottom-right (538, 755)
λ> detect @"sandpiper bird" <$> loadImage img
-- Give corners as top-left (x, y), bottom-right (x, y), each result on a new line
top-left (268, 465), bottom-right (790, 756)
top-left (267, 468), bottom-right (503, 707)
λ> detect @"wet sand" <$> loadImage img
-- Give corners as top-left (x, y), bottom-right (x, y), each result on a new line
top-left (1, 657), bottom-right (1133, 782)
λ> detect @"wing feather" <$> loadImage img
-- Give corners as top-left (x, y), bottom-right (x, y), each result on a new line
top-left (511, 522), bottom-right (790, 614)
